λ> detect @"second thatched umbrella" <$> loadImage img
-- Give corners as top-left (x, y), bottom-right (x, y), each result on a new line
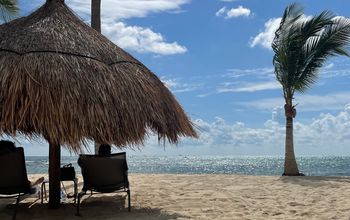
top-left (0, 0), bottom-right (197, 208)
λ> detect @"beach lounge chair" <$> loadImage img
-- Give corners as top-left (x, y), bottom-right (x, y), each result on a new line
top-left (76, 152), bottom-right (130, 216)
top-left (0, 147), bottom-right (31, 220)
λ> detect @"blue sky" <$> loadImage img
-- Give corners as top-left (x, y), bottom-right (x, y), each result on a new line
top-left (11, 0), bottom-right (350, 156)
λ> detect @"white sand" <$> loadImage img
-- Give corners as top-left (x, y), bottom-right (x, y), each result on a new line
top-left (1, 174), bottom-right (350, 219)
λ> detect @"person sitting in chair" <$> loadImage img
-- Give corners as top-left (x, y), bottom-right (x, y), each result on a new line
top-left (98, 144), bottom-right (111, 156)
top-left (0, 140), bottom-right (44, 194)
top-left (77, 143), bottom-right (112, 167)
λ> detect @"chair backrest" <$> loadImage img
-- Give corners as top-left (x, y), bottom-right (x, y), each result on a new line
top-left (0, 147), bottom-right (31, 195)
top-left (78, 152), bottom-right (129, 193)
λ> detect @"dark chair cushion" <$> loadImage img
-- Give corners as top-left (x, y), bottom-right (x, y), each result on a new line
top-left (0, 147), bottom-right (31, 195)
top-left (78, 152), bottom-right (129, 193)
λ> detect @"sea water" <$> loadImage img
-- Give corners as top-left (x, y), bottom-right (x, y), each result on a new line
top-left (25, 155), bottom-right (350, 176)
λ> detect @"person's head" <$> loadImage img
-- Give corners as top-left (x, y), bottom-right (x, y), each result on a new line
top-left (98, 144), bottom-right (111, 156)
top-left (0, 140), bottom-right (16, 155)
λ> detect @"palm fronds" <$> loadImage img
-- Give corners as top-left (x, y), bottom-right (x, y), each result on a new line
top-left (273, 3), bottom-right (350, 96)
top-left (0, 0), bottom-right (18, 22)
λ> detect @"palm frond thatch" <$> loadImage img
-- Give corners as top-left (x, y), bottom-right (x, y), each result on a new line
top-left (0, 0), bottom-right (197, 152)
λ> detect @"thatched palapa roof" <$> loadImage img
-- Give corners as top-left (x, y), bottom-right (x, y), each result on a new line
top-left (0, 0), bottom-right (197, 151)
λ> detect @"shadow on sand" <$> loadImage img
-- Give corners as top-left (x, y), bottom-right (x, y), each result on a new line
top-left (0, 194), bottom-right (187, 220)
top-left (279, 176), bottom-right (350, 187)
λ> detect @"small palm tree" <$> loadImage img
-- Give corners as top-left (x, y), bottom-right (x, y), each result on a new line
top-left (272, 3), bottom-right (350, 176)
top-left (0, 0), bottom-right (18, 22)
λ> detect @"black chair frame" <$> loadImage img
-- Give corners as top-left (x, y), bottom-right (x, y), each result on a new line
top-left (76, 152), bottom-right (131, 216)
top-left (76, 186), bottom-right (131, 216)
top-left (0, 147), bottom-right (32, 220)
top-left (0, 193), bottom-right (27, 220)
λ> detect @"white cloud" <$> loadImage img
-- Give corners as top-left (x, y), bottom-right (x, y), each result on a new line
top-left (103, 22), bottom-right (187, 55)
top-left (218, 81), bottom-right (281, 93)
top-left (66, 0), bottom-right (190, 21)
top-left (320, 60), bottom-right (350, 78)
top-left (195, 67), bottom-right (277, 97)
top-left (215, 7), bottom-right (227, 17)
top-left (226, 6), bottom-right (251, 18)
top-left (296, 93), bottom-right (350, 112)
top-left (250, 15), bottom-right (314, 50)
top-left (250, 17), bottom-right (281, 49)
top-left (324, 63), bottom-right (334, 69)
top-left (240, 92), bottom-right (350, 113)
top-left (224, 67), bottom-right (274, 79)
top-left (64, 0), bottom-right (190, 55)
top-left (138, 103), bottom-right (350, 156)
top-left (215, 67), bottom-right (278, 94)
top-left (20, 105), bottom-right (350, 156)
top-left (197, 92), bottom-right (215, 98)
top-left (168, 117), bottom-right (283, 151)
top-left (161, 77), bottom-right (202, 93)
top-left (202, 61), bottom-right (350, 98)
top-left (216, 6), bottom-right (251, 19)
top-left (239, 97), bottom-right (283, 111)
top-left (23, 0), bottom-right (191, 20)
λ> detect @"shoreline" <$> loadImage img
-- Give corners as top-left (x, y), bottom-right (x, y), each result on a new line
top-left (1, 174), bottom-right (350, 219)
top-left (25, 155), bottom-right (350, 176)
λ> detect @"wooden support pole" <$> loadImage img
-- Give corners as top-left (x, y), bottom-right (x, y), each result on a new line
top-left (91, 0), bottom-right (101, 33)
top-left (91, 0), bottom-right (101, 155)
top-left (48, 141), bottom-right (61, 209)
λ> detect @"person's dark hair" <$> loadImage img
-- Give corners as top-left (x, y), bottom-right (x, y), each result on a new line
top-left (0, 140), bottom-right (16, 155)
top-left (98, 144), bottom-right (111, 156)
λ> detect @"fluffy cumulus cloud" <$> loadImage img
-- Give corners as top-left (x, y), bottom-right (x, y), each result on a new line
top-left (192, 117), bottom-right (282, 147)
top-left (64, 0), bottom-right (190, 55)
top-left (103, 22), bottom-right (187, 55)
top-left (250, 18), bottom-right (281, 49)
top-left (216, 6), bottom-right (251, 19)
top-left (23, 0), bottom-right (189, 55)
top-left (140, 104), bottom-right (350, 156)
top-left (250, 15), bottom-right (315, 49)
top-left (16, 104), bottom-right (350, 156)
top-left (227, 6), bottom-right (251, 18)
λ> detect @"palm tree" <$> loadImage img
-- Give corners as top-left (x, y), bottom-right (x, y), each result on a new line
top-left (272, 3), bottom-right (350, 176)
top-left (0, 0), bottom-right (18, 22)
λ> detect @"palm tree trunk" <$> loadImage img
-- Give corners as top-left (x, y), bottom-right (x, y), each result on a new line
top-left (283, 99), bottom-right (300, 176)
top-left (283, 115), bottom-right (299, 175)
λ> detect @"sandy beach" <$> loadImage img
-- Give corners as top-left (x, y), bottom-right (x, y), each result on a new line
top-left (1, 174), bottom-right (350, 219)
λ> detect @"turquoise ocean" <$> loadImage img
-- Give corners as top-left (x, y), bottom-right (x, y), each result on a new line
top-left (25, 155), bottom-right (350, 176)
